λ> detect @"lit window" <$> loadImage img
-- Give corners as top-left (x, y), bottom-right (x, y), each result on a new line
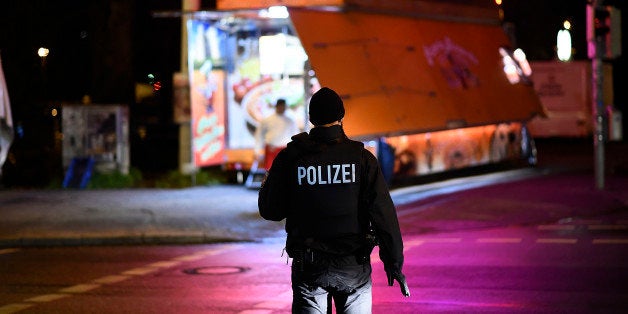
top-left (513, 48), bottom-right (532, 76)
top-left (499, 47), bottom-right (532, 84)
top-left (259, 6), bottom-right (289, 19)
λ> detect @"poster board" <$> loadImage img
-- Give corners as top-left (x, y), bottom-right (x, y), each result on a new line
top-left (62, 105), bottom-right (129, 174)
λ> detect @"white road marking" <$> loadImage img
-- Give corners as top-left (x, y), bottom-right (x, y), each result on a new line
top-left (538, 224), bottom-right (628, 231)
top-left (149, 260), bottom-right (182, 268)
top-left (3, 244), bottom-right (241, 312)
top-left (588, 225), bottom-right (628, 230)
top-left (93, 275), bottom-right (130, 284)
top-left (477, 238), bottom-right (522, 243)
top-left (173, 255), bottom-right (206, 262)
top-left (25, 294), bottom-right (69, 302)
top-left (197, 245), bottom-right (238, 256)
top-left (593, 239), bottom-right (628, 244)
top-left (59, 284), bottom-right (101, 293)
top-left (122, 267), bottom-right (159, 276)
top-left (421, 238), bottom-right (462, 243)
top-left (0, 303), bottom-right (33, 314)
top-left (538, 225), bottom-right (576, 231)
top-left (536, 238), bottom-right (578, 244)
top-left (403, 239), bottom-right (425, 246)
top-left (172, 246), bottom-right (238, 262)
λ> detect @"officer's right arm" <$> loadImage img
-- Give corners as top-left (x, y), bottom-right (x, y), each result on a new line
top-left (258, 152), bottom-right (288, 221)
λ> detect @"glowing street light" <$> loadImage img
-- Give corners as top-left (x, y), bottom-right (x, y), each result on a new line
top-left (556, 20), bottom-right (573, 62)
top-left (38, 47), bottom-right (50, 69)
top-left (37, 47), bottom-right (50, 99)
top-left (37, 47), bottom-right (49, 58)
top-left (563, 20), bottom-right (572, 30)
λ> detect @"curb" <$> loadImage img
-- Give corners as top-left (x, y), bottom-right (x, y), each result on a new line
top-left (390, 167), bottom-right (549, 206)
top-left (0, 235), bottom-right (251, 249)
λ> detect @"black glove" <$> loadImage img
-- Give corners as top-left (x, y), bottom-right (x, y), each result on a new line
top-left (386, 269), bottom-right (410, 297)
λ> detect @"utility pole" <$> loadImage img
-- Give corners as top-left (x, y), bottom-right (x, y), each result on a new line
top-left (585, 2), bottom-right (621, 189)
top-left (589, 0), bottom-right (606, 190)
top-left (179, 0), bottom-right (200, 185)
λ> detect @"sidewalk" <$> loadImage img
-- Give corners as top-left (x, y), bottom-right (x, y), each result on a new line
top-left (1, 140), bottom-right (627, 248)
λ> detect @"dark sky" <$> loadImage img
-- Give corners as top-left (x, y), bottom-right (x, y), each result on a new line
top-left (0, 1), bottom-right (179, 104)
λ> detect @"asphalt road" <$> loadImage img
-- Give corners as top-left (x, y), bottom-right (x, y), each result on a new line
top-left (0, 138), bottom-right (627, 313)
top-left (1, 212), bottom-right (627, 314)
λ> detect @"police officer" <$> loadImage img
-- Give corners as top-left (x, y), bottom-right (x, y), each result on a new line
top-left (259, 87), bottom-right (409, 313)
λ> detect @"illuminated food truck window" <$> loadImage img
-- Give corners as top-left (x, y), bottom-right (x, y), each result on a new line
top-left (259, 6), bottom-right (290, 19)
top-left (260, 34), bottom-right (308, 76)
top-left (260, 34), bottom-right (287, 75)
top-left (189, 14), bottom-right (307, 163)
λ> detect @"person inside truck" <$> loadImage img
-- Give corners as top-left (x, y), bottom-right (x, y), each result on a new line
top-left (254, 98), bottom-right (299, 170)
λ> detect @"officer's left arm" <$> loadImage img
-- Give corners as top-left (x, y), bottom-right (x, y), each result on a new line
top-left (362, 150), bottom-right (408, 295)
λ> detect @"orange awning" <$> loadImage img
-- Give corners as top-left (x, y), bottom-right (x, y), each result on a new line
top-left (289, 7), bottom-right (544, 139)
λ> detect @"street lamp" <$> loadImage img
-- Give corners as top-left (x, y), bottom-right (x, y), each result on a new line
top-left (37, 47), bottom-right (50, 97)
top-left (37, 47), bottom-right (49, 66)
top-left (37, 47), bottom-right (49, 57)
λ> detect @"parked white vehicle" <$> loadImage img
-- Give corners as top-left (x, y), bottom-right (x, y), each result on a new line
top-left (0, 56), bottom-right (14, 178)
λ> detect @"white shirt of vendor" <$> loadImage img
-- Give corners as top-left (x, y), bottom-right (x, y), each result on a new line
top-left (254, 112), bottom-right (298, 156)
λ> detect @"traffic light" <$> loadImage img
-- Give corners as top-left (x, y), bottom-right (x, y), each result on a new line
top-left (147, 73), bottom-right (162, 92)
top-left (152, 80), bottom-right (162, 91)
top-left (587, 5), bottom-right (622, 59)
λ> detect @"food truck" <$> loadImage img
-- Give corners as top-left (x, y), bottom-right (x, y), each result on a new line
top-left (186, 0), bottom-right (544, 184)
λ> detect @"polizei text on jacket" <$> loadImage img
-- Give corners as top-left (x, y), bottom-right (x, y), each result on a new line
top-left (297, 164), bottom-right (356, 185)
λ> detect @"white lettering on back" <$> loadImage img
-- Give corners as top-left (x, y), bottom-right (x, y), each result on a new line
top-left (332, 165), bottom-right (341, 183)
top-left (307, 166), bottom-right (316, 185)
top-left (296, 163), bottom-right (357, 186)
top-left (297, 167), bottom-right (306, 185)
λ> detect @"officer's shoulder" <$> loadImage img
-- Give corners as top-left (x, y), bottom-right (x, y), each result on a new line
top-left (291, 132), bottom-right (309, 141)
top-left (345, 138), bottom-right (365, 149)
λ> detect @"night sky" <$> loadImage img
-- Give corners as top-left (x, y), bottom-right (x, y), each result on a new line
top-left (0, 0), bottom-right (625, 186)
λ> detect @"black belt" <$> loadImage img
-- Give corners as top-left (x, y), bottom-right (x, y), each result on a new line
top-left (292, 247), bottom-right (370, 271)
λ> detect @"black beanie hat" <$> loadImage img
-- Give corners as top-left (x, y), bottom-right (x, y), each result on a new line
top-left (308, 87), bottom-right (345, 126)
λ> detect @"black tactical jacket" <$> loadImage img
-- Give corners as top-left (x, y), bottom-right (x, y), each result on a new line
top-left (258, 125), bottom-right (404, 273)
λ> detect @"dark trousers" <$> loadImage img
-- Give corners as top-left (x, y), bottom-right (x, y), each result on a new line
top-left (291, 253), bottom-right (372, 314)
